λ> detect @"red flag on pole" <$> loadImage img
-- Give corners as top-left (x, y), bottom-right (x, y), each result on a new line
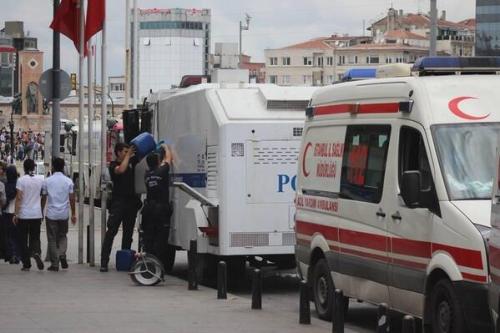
top-left (85, 0), bottom-right (105, 44)
top-left (49, 0), bottom-right (82, 53)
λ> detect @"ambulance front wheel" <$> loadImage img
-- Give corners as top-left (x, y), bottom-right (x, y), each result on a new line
top-left (430, 279), bottom-right (466, 333)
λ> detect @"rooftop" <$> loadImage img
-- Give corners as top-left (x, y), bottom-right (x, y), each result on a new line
top-left (384, 29), bottom-right (427, 41)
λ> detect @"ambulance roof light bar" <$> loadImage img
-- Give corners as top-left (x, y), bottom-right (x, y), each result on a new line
top-left (412, 56), bottom-right (500, 76)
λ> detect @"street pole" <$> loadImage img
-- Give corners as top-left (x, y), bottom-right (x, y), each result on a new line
top-left (9, 111), bottom-right (14, 164)
top-left (430, 0), bottom-right (438, 56)
top-left (124, 0), bottom-right (130, 110)
top-left (52, 0), bottom-right (61, 159)
top-left (101, 15), bottom-right (108, 249)
top-left (78, 0), bottom-right (85, 265)
top-left (88, 42), bottom-right (95, 267)
top-left (239, 14), bottom-right (251, 68)
top-left (132, 0), bottom-right (138, 108)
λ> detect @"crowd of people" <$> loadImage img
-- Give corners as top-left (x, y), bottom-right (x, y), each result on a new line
top-left (0, 141), bottom-right (173, 273)
top-left (0, 158), bottom-right (75, 271)
top-left (0, 128), bottom-right (45, 162)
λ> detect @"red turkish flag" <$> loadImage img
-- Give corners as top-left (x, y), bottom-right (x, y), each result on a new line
top-left (85, 0), bottom-right (105, 44)
top-left (49, 0), bottom-right (82, 53)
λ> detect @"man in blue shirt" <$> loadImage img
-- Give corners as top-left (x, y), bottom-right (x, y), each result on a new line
top-left (42, 158), bottom-right (76, 271)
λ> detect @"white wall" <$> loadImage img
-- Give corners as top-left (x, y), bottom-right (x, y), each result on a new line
top-left (139, 36), bottom-right (204, 97)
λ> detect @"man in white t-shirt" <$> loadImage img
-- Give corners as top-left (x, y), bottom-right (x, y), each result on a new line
top-left (42, 158), bottom-right (76, 271)
top-left (14, 159), bottom-right (44, 271)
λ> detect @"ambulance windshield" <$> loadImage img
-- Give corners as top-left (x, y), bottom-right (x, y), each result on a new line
top-left (433, 123), bottom-right (500, 200)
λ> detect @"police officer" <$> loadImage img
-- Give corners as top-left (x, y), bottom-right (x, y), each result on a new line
top-left (100, 143), bottom-right (141, 272)
top-left (142, 144), bottom-right (173, 270)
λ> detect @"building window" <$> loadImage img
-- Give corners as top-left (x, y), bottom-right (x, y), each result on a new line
top-left (139, 21), bottom-right (203, 30)
top-left (366, 56), bottom-right (380, 64)
top-left (303, 75), bottom-right (312, 85)
top-left (0, 53), bottom-right (9, 65)
top-left (303, 57), bottom-right (312, 66)
top-left (282, 57), bottom-right (291, 66)
top-left (282, 75), bottom-right (291, 85)
top-left (316, 57), bottom-right (324, 67)
top-left (354, 56), bottom-right (358, 64)
top-left (270, 57), bottom-right (278, 66)
top-left (338, 56), bottom-right (345, 65)
top-left (269, 75), bottom-right (277, 84)
top-left (326, 57), bottom-right (333, 66)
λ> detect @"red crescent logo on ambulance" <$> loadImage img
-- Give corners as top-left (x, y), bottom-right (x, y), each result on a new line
top-left (302, 142), bottom-right (312, 177)
top-left (448, 97), bottom-right (489, 121)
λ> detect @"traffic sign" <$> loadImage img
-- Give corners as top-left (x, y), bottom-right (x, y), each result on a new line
top-left (39, 69), bottom-right (72, 101)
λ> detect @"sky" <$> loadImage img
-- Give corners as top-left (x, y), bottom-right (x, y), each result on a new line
top-left (0, 0), bottom-right (476, 79)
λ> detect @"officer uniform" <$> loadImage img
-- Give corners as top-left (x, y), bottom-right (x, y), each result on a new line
top-left (100, 158), bottom-right (141, 268)
top-left (142, 162), bottom-right (171, 262)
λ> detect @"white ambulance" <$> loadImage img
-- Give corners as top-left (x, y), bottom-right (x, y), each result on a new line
top-left (295, 57), bottom-right (499, 332)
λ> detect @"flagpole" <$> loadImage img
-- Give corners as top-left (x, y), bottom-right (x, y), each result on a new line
top-left (78, 0), bottom-right (85, 265)
top-left (132, 0), bottom-right (138, 108)
top-left (125, 0), bottom-right (130, 110)
top-left (88, 40), bottom-right (95, 267)
top-left (52, 0), bottom-right (61, 160)
top-left (100, 5), bottom-right (108, 251)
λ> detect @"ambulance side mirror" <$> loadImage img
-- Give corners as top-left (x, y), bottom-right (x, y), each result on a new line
top-left (401, 171), bottom-right (421, 208)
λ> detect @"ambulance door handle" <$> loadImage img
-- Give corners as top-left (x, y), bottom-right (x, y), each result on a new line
top-left (391, 212), bottom-right (402, 221)
top-left (376, 209), bottom-right (386, 218)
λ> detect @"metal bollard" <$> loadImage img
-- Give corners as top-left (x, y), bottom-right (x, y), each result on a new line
top-left (188, 240), bottom-right (198, 290)
top-left (217, 261), bottom-right (227, 299)
top-left (332, 289), bottom-right (345, 333)
top-left (402, 315), bottom-right (416, 333)
top-left (376, 303), bottom-right (389, 333)
top-left (86, 225), bottom-right (90, 263)
top-left (251, 268), bottom-right (262, 310)
top-left (299, 280), bottom-right (311, 325)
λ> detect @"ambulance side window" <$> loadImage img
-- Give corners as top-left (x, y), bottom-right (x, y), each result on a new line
top-left (399, 126), bottom-right (432, 191)
top-left (340, 125), bottom-right (391, 203)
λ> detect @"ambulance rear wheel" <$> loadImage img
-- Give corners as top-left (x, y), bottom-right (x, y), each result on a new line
top-left (430, 279), bottom-right (466, 333)
top-left (312, 258), bottom-right (334, 320)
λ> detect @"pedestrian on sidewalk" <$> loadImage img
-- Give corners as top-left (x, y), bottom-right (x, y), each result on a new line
top-left (14, 159), bottom-right (45, 271)
top-left (42, 158), bottom-right (76, 272)
top-left (100, 143), bottom-right (141, 272)
top-left (2, 165), bottom-right (20, 264)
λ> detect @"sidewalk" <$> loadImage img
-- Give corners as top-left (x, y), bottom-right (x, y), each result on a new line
top-left (0, 209), bottom-right (337, 333)
top-left (0, 262), bottom-right (333, 333)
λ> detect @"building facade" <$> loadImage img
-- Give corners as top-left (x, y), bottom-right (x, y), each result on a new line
top-left (264, 35), bottom-right (428, 86)
top-left (0, 21), bottom-right (48, 132)
top-left (240, 55), bottom-right (265, 83)
top-left (133, 8), bottom-right (211, 98)
top-left (370, 8), bottom-right (475, 57)
top-left (0, 44), bottom-right (15, 97)
top-left (476, 0), bottom-right (500, 56)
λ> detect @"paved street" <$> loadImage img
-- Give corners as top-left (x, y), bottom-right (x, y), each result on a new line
top-left (0, 206), bottom-right (408, 333)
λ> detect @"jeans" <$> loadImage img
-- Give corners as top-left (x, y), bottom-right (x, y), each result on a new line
top-left (46, 218), bottom-right (69, 267)
top-left (100, 197), bottom-right (140, 266)
top-left (2, 214), bottom-right (20, 260)
top-left (17, 218), bottom-right (42, 268)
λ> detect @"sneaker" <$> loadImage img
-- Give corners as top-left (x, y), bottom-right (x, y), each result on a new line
top-left (60, 256), bottom-right (68, 269)
top-left (47, 266), bottom-right (59, 272)
top-left (99, 265), bottom-right (108, 272)
top-left (21, 266), bottom-right (30, 271)
top-left (9, 256), bottom-right (18, 264)
top-left (33, 254), bottom-right (44, 270)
